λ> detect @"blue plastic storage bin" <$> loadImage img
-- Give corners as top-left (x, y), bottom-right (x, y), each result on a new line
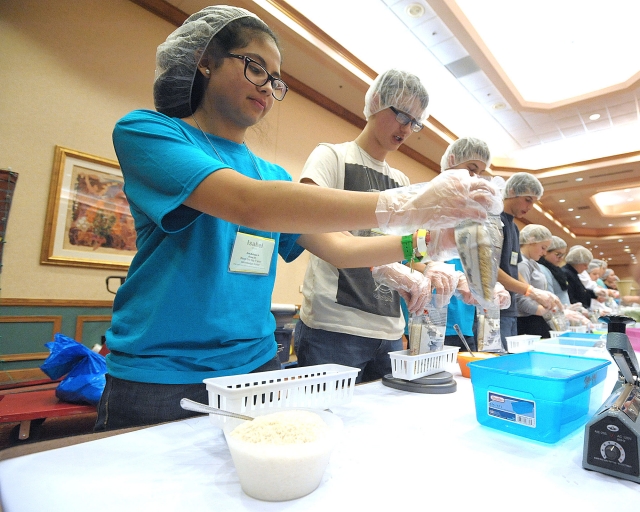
top-left (468, 352), bottom-right (610, 443)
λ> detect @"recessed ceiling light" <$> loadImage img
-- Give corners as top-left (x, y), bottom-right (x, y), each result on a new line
top-left (608, 224), bottom-right (614, 227)
top-left (586, 241), bottom-right (591, 244)
top-left (581, 222), bottom-right (586, 225)
top-left (492, 102), bottom-right (506, 110)
top-left (568, 208), bottom-right (574, 211)
top-left (589, 113), bottom-right (601, 121)
top-left (576, 177), bottom-right (583, 182)
top-left (406, 3), bottom-right (425, 17)
top-left (632, 217), bottom-right (638, 221)
top-left (559, 199), bottom-right (565, 203)
top-left (575, 215), bottom-right (580, 219)
top-left (619, 239), bottom-right (624, 242)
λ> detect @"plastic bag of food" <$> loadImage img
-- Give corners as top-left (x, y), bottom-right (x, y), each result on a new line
top-left (476, 305), bottom-right (503, 352)
top-left (455, 215), bottom-right (503, 309)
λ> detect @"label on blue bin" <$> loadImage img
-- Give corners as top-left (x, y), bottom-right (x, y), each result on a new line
top-left (487, 392), bottom-right (536, 427)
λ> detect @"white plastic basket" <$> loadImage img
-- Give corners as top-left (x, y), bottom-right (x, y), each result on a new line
top-left (568, 325), bottom-right (588, 333)
top-left (549, 330), bottom-right (569, 338)
top-left (203, 364), bottom-right (359, 426)
top-left (505, 334), bottom-right (541, 353)
top-left (388, 347), bottom-right (459, 381)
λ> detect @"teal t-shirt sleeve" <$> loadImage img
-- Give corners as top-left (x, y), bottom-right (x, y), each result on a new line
top-left (113, 110), bottom-right (228, 234)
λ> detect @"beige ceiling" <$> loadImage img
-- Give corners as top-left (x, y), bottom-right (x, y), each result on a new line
top-left (140, 0), bottom-right (640, 269)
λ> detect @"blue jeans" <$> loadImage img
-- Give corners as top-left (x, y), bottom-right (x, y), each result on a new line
top-left (295, 320), bottom-right (402, 384)
top-left (94, 356), bottom-right (282, 431)
top-left (500, 316), bottom-right (518, 350)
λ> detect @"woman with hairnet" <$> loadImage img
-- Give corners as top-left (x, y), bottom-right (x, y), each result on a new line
top-left (538, 235), bottom-right (570, 305)
top-left (562, 246), bottom-right (599, 308)
top-left (516, 224), bottom-right (560, 338)
top-left (496, 172), bottom-right (561, 348)
top-left (97, 6), bottom-right (499, 430)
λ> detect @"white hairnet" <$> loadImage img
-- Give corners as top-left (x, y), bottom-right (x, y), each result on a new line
top-left (565, 246), bottom-right (593, 265)
top-left (363, 69), bottom-right (429, 124)
top-left (519, 224), bottom-right (552, 245)
top-left (154, 6), bottom-right (265, 117)
top-left (547, 236), bottom-right (567, 252)
top-left (440, 137), bottom-right (491, 171)
top-left (603, 269), bottom-right (617, 280)
top-left (588, 259), bottom-right (606, 272)
top-left (503, 172), bottom-right (544, 199)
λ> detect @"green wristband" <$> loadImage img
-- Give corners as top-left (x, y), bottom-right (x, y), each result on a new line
top-left (401, 234), bottom-right (415, 262)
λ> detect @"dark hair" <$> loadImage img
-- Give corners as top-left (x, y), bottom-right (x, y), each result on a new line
top-left (189, 18), bottom-right (281, 115)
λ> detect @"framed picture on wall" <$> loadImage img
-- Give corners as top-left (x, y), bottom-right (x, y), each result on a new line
top-left (40, 146), bottom-right (136, 270)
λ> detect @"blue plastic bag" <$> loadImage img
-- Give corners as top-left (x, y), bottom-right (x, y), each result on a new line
top-left (40, 333), bottom-right (107, 406)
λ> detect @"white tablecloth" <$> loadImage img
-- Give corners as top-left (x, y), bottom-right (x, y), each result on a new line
top-left (0, 362), bottom-right (636, 511)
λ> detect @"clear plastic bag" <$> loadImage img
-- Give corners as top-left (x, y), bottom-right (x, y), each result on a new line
top-left (455, 215), bottom-right (503, 310)
top-left (408, 305), bottom-right (447, 355)
top-left (476, 305), bottom-right (503, 352)
top-left (543, 309), bottom-right (569, 332)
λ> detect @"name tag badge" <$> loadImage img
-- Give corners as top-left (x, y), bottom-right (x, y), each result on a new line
top-left (229, 232), bottom-right (275, 275)
top-left (510, 251), bottom-right (519, 266)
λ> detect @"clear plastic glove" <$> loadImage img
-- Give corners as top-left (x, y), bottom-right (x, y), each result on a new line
top-left (423, 262), bottom-right (458, 306)
top-left (568, 302), bottom-right (589, 314)
top-left (493, 282), bottom-right (511, 309)
top-left (528, 287), bottom-right (563, 311)
top-left (594, 287), bottom-right (608, 299)
top-left (375, 170), bottom-right (502, 235)
top-left (455, 274), bottom-right (477, 305)
top-left (425, 228), bottom-right (458, 261)
top-left (371, 263), bottom-right (431, 314)
top-left (564, 308), bottom-right (590, 326)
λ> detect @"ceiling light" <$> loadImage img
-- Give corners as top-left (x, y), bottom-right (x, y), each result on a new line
top-left (559, 199), bottom-right (565, 203)
top-left (608, 224), bottom-right (614, 227)
top-left (586, 241), bottom-right (591, 244)
top-left (619, 239), bottom-right (624, 242)
top-left (632, 217), bottom-right (638, 221)
top-left (575, 215), bottom-right (581, 219)
top-left (492, 102), bottom-right (506, 110)
top-left (568, 208), bottom-right (574, 211)
top-left (406, 3), bottom-right (425, 17)
top-left (576, 177), bottom-right (583, 182)
top-left (581, 222), bottom-right (586, 225)
top-left (589, 113), bottom-right (601, 121)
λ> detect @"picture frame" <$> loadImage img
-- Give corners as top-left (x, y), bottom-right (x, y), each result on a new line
top-left (40, 146), bottom-right (136, 270)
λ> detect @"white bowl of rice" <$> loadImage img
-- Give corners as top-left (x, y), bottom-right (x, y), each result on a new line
top-left (224, 409), bottom-right (343, 501)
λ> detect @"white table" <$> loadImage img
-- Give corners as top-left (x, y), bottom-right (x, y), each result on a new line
top-left (0, 362), bottom-right (636, 511)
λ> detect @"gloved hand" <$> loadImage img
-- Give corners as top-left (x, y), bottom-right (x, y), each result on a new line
top-left (425, 228), bottom-right (458, 261)
top-left (493, 282), bottom-right (511, 309)
top-left (371, 263), bottom-right (431, 314)
top-left (564, 308), bottom-right (590, 326)
top-left (423, 262), bottom-right (458, 308)
top-left (594, 287), bottom-right (608, 299)
top-left (375, 170), bottom-right (502, 235)
top-left (568, 302), bottom-right (589, 314)
top-left (455, 274), bottom-right (477, 305)
top-left (528, 287), bottom-right (563, 311)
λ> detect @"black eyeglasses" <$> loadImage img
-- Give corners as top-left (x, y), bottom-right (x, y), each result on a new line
top-left (389, 106), bottom-right (423, 132)
top-left (226, 53), bottom-right (288, 101)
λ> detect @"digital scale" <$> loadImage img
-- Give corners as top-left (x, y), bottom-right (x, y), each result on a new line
top-left (583, 315), bottom-right (640, 483)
